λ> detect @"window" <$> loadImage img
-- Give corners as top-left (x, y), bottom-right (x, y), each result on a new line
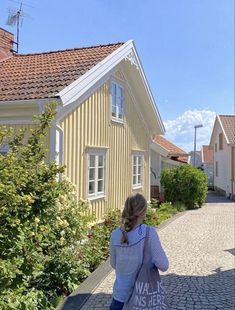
top-left (132, 154), bottom-right (143, 188)
top-left (0, 144), bottom-right (9, 156)
top-left (219, 133), bottom-right (223, 150)
top-left (215, 161), bottom-right (218, 177)
top-left (215, 143), bottom-right (217, 152)
top-left (111, 82), bottom-right (124, 121)
top-left (88, 151), bottom-right (106, 198)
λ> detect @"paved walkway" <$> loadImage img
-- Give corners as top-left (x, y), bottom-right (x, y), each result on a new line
top-left (81, 194), bottom-right (235, 310)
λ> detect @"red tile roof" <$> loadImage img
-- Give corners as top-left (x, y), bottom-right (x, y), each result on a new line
top-left (219, 115), bottom-right (235, 144)
top-left (202, 145), bottom-right (213, 164)
top-left (154, 135), bottom-right (188, 163)
top-left (0, 42), bottom-right (124, 101)
top-left (154, 135), bottom-right (187, 155)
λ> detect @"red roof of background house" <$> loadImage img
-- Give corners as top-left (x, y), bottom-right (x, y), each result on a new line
top-left (219, 115), bottom-right (235, 144)
top-left (154, 135), bottom-right (188, 163)
top-left (0, 42), bottom-right (124, 101)
top-left (202, 145), bottom-right (213, 164)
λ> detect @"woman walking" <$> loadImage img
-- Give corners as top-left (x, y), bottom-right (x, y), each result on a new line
top-left (109, 193), bottom-right (169, 310)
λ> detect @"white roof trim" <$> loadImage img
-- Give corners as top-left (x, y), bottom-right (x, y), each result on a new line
top-left (131, 41), bottom-right (165, 134)
top-left (217, 115), bottom-right (230, 144)
top-left (209, 115), bottom-right (230, 148)
top-left (201, 146), bottom-right (204, 163)
top-left (209, 116), bottom-right (217, 148)
top-left (150, 141), bottom-right (169, 157)
top-left (162, 158), bottom-right (185, 166)
top-left (57, 40), bottom-right (165, 134)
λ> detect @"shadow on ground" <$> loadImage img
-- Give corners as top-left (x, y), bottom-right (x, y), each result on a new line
top-left (162, 268), bottom-right (235, 310)
top-left (60, 268), bottom-right (235, 310)
top-left (206, 191), bottom-right (234, 204)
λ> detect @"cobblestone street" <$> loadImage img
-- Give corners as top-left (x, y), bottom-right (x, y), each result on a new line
top-left (81, 195), bottom-right (235, 310)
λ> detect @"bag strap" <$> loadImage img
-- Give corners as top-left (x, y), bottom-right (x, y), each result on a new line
top-left (142, 225), bottom-right (150, 264)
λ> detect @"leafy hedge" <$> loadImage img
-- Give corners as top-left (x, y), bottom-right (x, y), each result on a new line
top-left (160, 165), bottom-right (208, 209)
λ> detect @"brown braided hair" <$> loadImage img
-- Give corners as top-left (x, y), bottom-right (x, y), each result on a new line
top-left (121, 193), bottom-right (147, 244)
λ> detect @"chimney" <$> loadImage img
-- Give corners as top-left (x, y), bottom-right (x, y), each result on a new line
top-left (0, 28), bottom-right (14, 61)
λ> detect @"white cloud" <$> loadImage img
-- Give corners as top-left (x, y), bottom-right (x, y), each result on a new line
top-left (163, 109), bottom-right (216, 152)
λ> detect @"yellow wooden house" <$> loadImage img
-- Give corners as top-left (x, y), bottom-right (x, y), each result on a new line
top-left (0, 28), bottom-right (164, 219)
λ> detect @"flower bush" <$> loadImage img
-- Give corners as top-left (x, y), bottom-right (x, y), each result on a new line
top-left (0, 103), bottom-right (93, 309)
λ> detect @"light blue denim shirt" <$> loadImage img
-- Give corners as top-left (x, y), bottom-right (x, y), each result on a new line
top-left (109, 224), bottom-right (169, 303)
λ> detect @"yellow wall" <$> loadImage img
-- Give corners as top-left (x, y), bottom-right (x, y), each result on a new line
top-left (61, 77), bottom-right (150, 220)
top-left (0, 124), bottom-right (51, 159)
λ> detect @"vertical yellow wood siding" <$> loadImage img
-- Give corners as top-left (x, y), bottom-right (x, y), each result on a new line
top-left (1, 124), bottom-right (50, 159)
top-left (61, 78), bottom-right (150, 220)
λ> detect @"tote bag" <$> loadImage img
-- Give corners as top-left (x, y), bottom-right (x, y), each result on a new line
top-left (123, 226), bottom-right (168, 310)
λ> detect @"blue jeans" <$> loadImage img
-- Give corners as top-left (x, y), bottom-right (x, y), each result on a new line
top-left (109, 298), bottom-right (124, 310)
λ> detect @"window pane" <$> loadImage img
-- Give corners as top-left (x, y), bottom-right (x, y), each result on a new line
top-left (133, 165), bottom-right (137, 175)
top-left (112, 94), bottom-right (116, 107)
top-left (137, 175), bottom-right (141, 184)
top-left (117, 98), bottom-right (123, 118)
top-left (98, 167), bottom-right (103, 179)
top-left (89, 181), bottom-right (95, 194)
top-left (112, 105), bottom-right (116, 117)
top-left (89, 168), bottom-right (95, 181)
top-left (133, 175), bottom-right (136, 185)
top-left (98, 180), bottom-right (103, 192)
top-left (116, 86), bottom-right (122, 98)
top-left (98, 155), bottom-right (103, 166)
top-left (111, 83), bottom-right (116, 96)
top-left (133, 156), bottom-right (137, 165)
top-left (89, 155), bottom-right (95, 167)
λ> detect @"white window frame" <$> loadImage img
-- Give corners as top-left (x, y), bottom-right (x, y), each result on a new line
top-left (87, 148), bottom-right (107, 200)
top-left (132, 152), bottom-right (144, 189)
top-left (110, 81), bottom-right (124, 123)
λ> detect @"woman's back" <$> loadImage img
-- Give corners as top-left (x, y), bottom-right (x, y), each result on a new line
top-left (110, 223), bottom-right (169, 303)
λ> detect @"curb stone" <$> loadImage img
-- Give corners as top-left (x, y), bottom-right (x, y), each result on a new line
top-left (57, 210), bottom-right (188, 310)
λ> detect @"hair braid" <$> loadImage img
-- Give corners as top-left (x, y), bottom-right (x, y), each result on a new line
top-left (121, 193), bottom-right (147, 244)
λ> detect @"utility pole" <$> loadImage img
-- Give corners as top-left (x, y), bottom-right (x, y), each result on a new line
top-left (193, 124), bottom-right (203, 167)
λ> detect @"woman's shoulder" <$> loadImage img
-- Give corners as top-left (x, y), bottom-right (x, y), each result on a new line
top-left (145, 225), bottom-right (159, 236)
top-left (111, 226), bottom-right (122, 238)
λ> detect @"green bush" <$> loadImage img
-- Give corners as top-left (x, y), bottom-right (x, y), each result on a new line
top-left (161, 165), bottom-right (208, 209)
top-left (144, 201), bottom-right (186, 226)
top-left (0, 103), bottom-right (93, 309)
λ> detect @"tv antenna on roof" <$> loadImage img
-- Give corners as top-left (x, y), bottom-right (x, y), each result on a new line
top-left (6, 1), bottom-right (33, 53)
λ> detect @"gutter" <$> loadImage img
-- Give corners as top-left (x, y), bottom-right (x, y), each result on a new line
top-left (56, 124), bottom-right (64, 166)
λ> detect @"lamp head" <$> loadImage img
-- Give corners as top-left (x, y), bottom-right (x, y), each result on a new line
top-left (194, 124), bottom-right (203, 129)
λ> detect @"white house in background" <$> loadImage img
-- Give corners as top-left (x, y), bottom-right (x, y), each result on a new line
top-left (209, 115), bottom-right (235, 199)
top-left (201, 145), bottom-right (214, 189)
top-left (150, 135), bottom-right (189, 198)
top-left (188, 150), bottom-right (202, 167)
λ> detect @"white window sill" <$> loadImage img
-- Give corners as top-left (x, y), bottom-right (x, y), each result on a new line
top-left (111, 117), bottom-right (124, 124)
top-left (132, 185), bottom-right (143, 190)
top-left (88, 194), bottom-right (106, 201)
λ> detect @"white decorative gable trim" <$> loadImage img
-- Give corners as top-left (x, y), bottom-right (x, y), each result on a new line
top-left (125, 51), bottom-right (139, 69)
top-left (56, 40), bottom-right (165, 135)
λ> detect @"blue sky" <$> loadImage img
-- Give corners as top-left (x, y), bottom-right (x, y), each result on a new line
top-left (0, 0), bottom-right (234, 151)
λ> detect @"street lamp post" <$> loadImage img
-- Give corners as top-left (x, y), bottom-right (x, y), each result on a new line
top-left (193, 124), bottom-right (203, 167)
